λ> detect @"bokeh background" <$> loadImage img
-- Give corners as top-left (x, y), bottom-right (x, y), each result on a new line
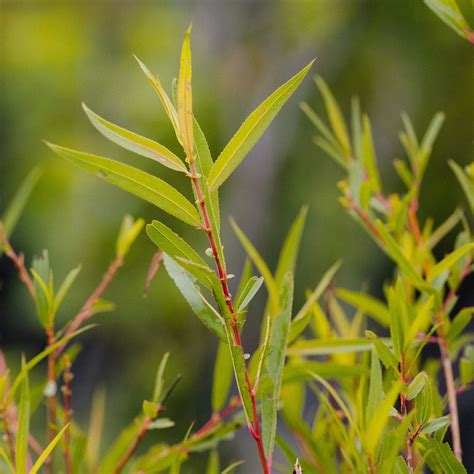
top-left (1, 0), bottom-right (473, 471)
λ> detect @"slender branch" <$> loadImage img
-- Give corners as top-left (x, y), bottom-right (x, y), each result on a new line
top-left (45, 325), bottom-right (58, 474)
top-left (400, 355), bottom-right (414, 473)
top-left (57, 254), bottom-right (124, 356)
top-left (0, 223), bottom-right (36, 302)
top-left (113, 415), bottom-right (152, 474)
top-left (61, 360), bottom-right (73, 474)
top-left (187, 161), bottom-right (269, 474)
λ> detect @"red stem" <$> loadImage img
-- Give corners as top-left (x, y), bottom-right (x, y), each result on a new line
top-left (62, 362), bottom-right (73, 474)
top-left (188, 162), bottom-right (269, 474)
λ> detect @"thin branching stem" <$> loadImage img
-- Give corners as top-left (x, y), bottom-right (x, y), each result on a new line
top-left (187, 160), bottom-right (269, 474)
top-left (45, 325), bottom-right (58, 474)
top-left (57, 254), bottom-right (124, 356)
top-left (61, 360), bottom-right (73, 474)
top-left (0, 223), bottom-right (36, 302)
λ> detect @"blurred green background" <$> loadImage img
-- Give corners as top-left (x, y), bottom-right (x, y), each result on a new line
top-left (1, 0), bottom-right (473, 470)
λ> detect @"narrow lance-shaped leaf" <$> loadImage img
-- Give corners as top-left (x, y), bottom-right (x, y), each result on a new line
top-left (54, 265), bottom-right (81, 313)
top-left (449, 160), bottom-right (474, 213)
top-left (366, 349), bottom-right (383, 426)
top-left (289, 260), bottom-right (342, 343)
top-left (362, 115), bottom-right (381, 193)
top-left (146, 220), bottom-right (214, 288)
top-left (163, 255), bottom-right (226, 341)
top-left (230, 218), bottom-right (280, 315)
top-left (235, 276), bottom-right (264, 313)
top-left (261, 273), bottom-right (294, 460)
top-left (30, 424), bottom-right (70, 474)
top-left (82, 104), bottom-right (187, 173)
top-left (336, 288), bottom-right (390, 326)
top-left (314, 76), bottom-right (352, 160)
top-left (153, 352), bottom-right (170, 403)
top-left (428, 243), bottom-right (474, 280)
top-left (116, 214), bottom-right (145, 258)
top-left (211, 341), bottom-right (233, 412)
top-left (2, 167), bottom-right (42, 238)
top-left (45, 142), bottom-right (200, 227)
top-left (15, 360), bottom-right (30, 474)
top-left (134, 55), bottom-right (181, 141)
top-left (178, 25), bottom-right (194, 158)
top-left (208, 60), bottom-right (315, 190)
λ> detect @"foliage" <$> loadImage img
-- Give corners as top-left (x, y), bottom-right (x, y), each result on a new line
top-left (0, 16), bottom-right (473, 474)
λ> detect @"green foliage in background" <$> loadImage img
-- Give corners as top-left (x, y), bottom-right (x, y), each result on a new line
top-left (0, 3), bottom-right (473, 473)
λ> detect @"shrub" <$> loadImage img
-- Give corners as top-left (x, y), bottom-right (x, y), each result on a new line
top-left (1, 21), bottom-right (473, 474)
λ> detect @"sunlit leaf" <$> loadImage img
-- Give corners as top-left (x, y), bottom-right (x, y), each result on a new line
top-left (1, 167), bottom-right (42, 238)
top-left (366, 349), bottom-right (383, 425)
top-left (15, 361), bottom-right (29, 474)
top-left (336, 288), bottom-right (390, 326)
top-left (235, 276), bottom-right (263, 312)
top-left (449, 160), bottom-right (474, 212)
top-left (54, 265), bottom-right (81, 313)
top-left (147, 220), bottom-right (214, 288)
top-left (116, 214), bottom-right (145, 257)
top-left (178, 25), bottom-right (194, 158)
top-left (208, 61), bottom-right (314, 190)
top-left (45, 142), bottom-right (200, 226)
top-left (82, 103), bottom-right (187, 172)
top-left (261, 273), bottom-right (294, 460)
top-left (163, 255), bottom-right (226, 341)
top-left (428, 243), bottom-right (474, 280)
top-left (212, 341), bottom-right (233, 412)
top-left (30, 424), bottom-right (69, 474)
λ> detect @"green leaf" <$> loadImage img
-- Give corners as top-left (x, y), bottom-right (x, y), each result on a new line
top-left (418, 112), bottom-right (445, 174)
top-left (393, 456), bottom-right (410, 474)
top-left (230, 218), bottom-right (280, 315)
top-left (153, 352), bottom-right (170, 403)
top-left (421, 438), bottom-right (467, 474)
top-left (1, 167), bottom-right (42, 238)
top-left (424, 0), bottom-right (468, 38)
top-left (224, 325), bottom-right (255, 428)
top-left (15, 361), bottom-right (30, 474)
top-left (407, 371), bottom-right (428, 400)
top-left (178, 24), bottom-right (194, 157)
top-left (163, 255), bottom-right (226, 341)
top-left (388, 287), bottom-right (405, 360)
top-left (289, 260), bottom-right (342, 343)
top-left (405, 295), bottom-right (435, 346)
top-left (208, 60), bottom-right (314, 190)
top-left (143, 400), bottom-right (158, 418)
top-left (375, 220), bottom-right (431, 292)
top-left (366, 349), bottom-right (383, 425)
top-left (116, 214), bottom-right (144, 257)
top-left (235, 276), bottom-right (263, 312)
top-left (336, 288), bottom-right (390, 326)
top-left (82, 103), bottom-right (187, 173)
top-left (45, 142), bottom-right (200, 226)
top-left (211, 341), bottom-right (233, 412)
top-left (314, 76), bottom-right (351, 160)
top-left (449, 160), bottom-right (474, 213)
top-left (362, 115), bottom-right (381, 193)
top-left (0, 447), bottom-right (14, 473)
top-left (365, 381), bottom-right (402, 455)
top-left (426, 208), bottom-right (463, 249)
top-left (288, 338), bottom-right (376, 356)
top-left (205, 450), bottom-right (220, 474)
top-left (415, 378), bottom-right (433, 425)
top-left (365, 331), bottom-right (398, 372)
top-left (274, 207), bottom-right (307, 285)
top-left (447, 308), bottom-right (473, 342)
top-left (221, 460), bottom-right (245, 474)
top-left (147, 220), bottom-right (214, 288)
top-left (6, 325), bottom-right (94, 407)
top-left (261, 273), bottom-right (294, 460)
top-left (134, 56), bottom-right (180, 140)
top-left (31, 250), bottom-right (53, 327)
top-left (460, 356), bottom-right (472, 385)
top-left (54, 265), bottom-right (81, 313)
top-left (421, 416), bottom-right (450, 435)
top-left (428, 243), bottom-right (474, 280)
top-left (30, 424), bottom-right (70, 474)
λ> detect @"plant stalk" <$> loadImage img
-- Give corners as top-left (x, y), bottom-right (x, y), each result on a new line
top-left (188, 161), bottom-right (269, 474)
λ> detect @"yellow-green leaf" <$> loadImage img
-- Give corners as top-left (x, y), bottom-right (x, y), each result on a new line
top-left (208, 60), bottom-right (314, 190)
top-left (45, 143), bottom-right (200, 226)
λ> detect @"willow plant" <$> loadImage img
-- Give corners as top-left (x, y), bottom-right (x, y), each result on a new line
top-left (296, 77), bottom-right (473, 472)
top-left (45, 26), bottom-right (314, 473)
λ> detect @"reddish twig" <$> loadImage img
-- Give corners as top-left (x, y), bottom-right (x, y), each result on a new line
top-left (57, 254), bottom-right (124, 356)
top-left (61, 360), bottom-right (73, 474)
top-left (2, 409), bottom-right (16, 464)
top-left (45, 326), bottom-right (58, 474)
top-left (187, 159), bottom-right (269, 473)
top-left (0, 223), bottom-right (36, 302)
